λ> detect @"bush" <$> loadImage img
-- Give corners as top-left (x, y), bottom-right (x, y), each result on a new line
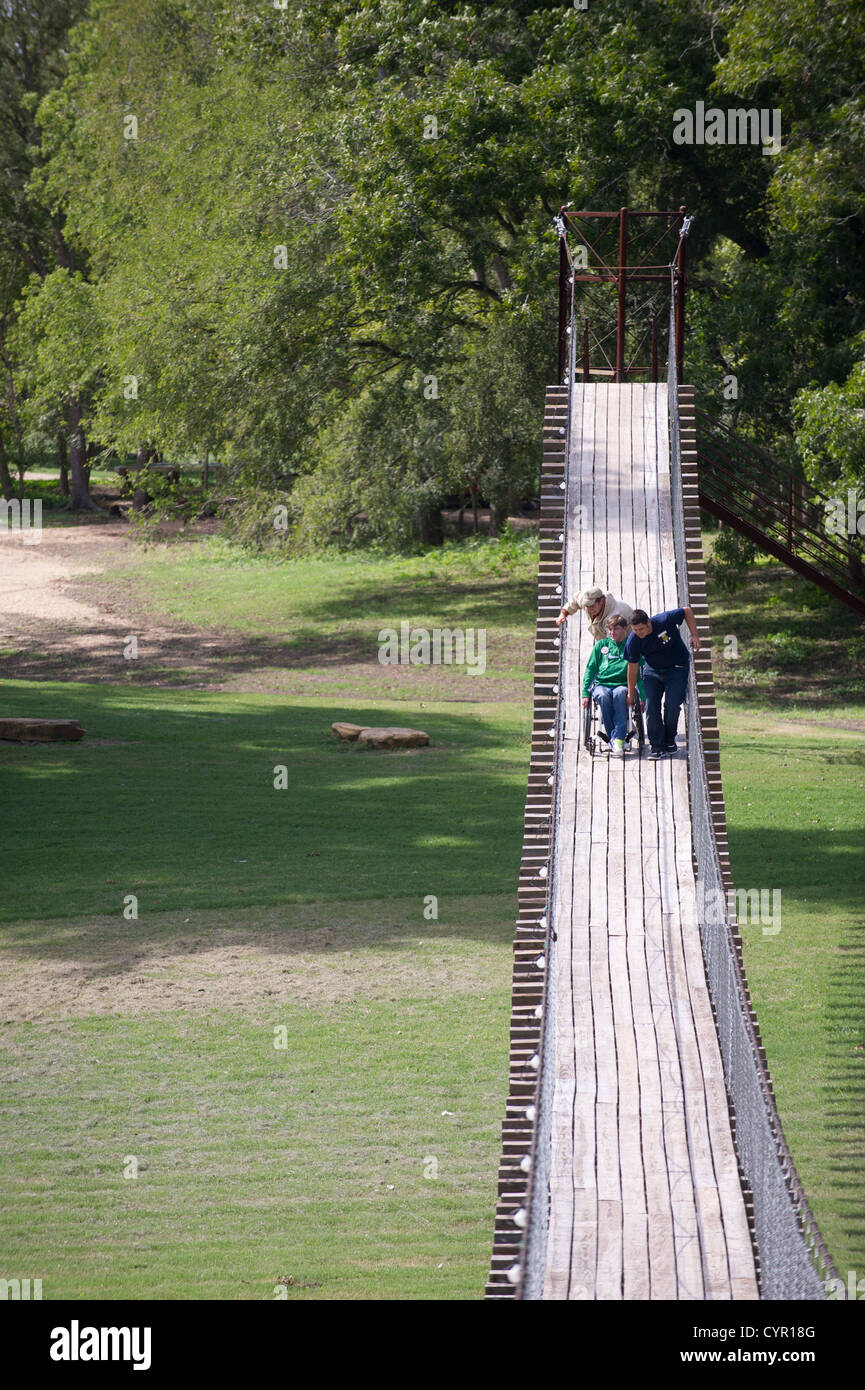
top-left (706, 526), bottom-right (759, 592)
top-left (124, 470), bottom-right (215, 541)
top-left (765, 630), bottom-right (808, 666)
top-left (218, 487), bottom-right (299, 554)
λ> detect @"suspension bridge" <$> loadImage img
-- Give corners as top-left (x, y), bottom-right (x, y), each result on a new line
top-left (485, 209), bottom-right (855, 1300)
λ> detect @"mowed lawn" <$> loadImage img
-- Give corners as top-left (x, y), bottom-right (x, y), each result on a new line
top-left (1, 983), bottom-right (512, 1300)
top-left (718, 706), bottom-right (865, 1278)
top-left (0, 683), bottom-right (526, 1299)
top-left (1, 534), bottom-right (863, 1295)
top-left (0, 683), bottom-right (532, 921)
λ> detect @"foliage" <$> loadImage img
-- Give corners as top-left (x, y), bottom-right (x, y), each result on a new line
top-left (4, 0), bottom-right (865, 532)
top-left (794, 340), bottom-right (865, 495)
top-left (705, 524), bottom-right (759, 592)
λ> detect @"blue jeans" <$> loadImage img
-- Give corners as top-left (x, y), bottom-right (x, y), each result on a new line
top-left (642, 665), bottom-right (688, 751)
top-left (592, 683), bottom-right (628, 742)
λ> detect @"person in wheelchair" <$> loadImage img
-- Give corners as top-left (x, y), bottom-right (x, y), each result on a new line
top-left (581, 613), bottom-right (646, 757)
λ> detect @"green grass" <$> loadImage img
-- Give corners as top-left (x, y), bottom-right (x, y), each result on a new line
top-left (719, 706), bottom-right (865, 1274)
top-left (8, 473), bottom-right (122, 512)
top-left (1, 527), bottom-right (863, 1295)
top-left (704, 534), bottom-right (865, 708)
top-left (0, 985), bottom-right (509, 1300)
top-left (0, 683), bottom-right (530, 923)
top-left (75, 531), bottom-right (539, 667)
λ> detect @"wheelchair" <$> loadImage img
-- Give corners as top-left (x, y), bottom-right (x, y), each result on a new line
top-left (582, 685), bottom-right (645, 757)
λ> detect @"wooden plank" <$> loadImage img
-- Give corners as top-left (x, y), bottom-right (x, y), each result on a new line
top-left (566, 752), bottom-right (598, 1297)
top-left (528, 382), bottom-right (759, 1304)
top-left (544, 744), bottom-right (579, 1299)
top-left (661, 755), bottom-right (733, 1298)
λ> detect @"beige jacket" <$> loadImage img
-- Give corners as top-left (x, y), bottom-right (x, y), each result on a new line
top-left (564, 591), bottom-right (634, 641)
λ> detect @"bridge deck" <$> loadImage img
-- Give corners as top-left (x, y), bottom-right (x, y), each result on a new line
top-left (543, 384), bottom-right (758, 1299)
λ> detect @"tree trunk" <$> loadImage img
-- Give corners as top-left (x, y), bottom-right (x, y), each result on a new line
top-left (417, 504), bottom-right (444, 546)
top-left (489, 491), bottom-right (516, 538)
top-left (65, 398), bottom-right (101, 511)
top-left (57, 432), bottom-right (69, 497)
top-left (0, 444), bottom-right (14, 501)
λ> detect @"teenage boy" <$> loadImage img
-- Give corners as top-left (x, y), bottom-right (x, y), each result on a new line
top-left (581, 613), bottom-right (646, 756)
top-left (625, 606), bottom-right (700, 759)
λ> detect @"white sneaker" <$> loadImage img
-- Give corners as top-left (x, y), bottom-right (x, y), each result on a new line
top-left (611, 738), bottom-right (625, 757)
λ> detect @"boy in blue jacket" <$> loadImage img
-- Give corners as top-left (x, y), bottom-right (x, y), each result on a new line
top-left (582, 613), bottom-right (645, 756)
top-left (624, 606), bottom-right (701, 759)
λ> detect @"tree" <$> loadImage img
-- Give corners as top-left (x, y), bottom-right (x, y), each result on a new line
top-left (0, 0), bottom-right (93, 505)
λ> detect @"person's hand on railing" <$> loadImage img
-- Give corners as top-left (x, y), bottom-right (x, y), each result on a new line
top-left (555, 608), bottom-right (569, 627)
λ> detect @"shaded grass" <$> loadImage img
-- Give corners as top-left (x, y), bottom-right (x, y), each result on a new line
top-left (705, 538), bottom-right (865, 709)
top-left (0, 682), bottom-right (530, 923)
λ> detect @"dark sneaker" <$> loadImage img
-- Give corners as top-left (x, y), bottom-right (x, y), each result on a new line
top-left (665, 742), bottom-right (677, 753)
top-left (649, 749), bottom-right (666, 761)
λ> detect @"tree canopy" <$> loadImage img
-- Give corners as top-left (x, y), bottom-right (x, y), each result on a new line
top-left (3, 0), bottom-right (863, 533)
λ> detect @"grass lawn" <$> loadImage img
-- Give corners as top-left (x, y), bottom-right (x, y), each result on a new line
top-left (0, 682), bottom-right (524, 1299)
top-left (71, 531), bottom-right (539, 694)
top-left (718, 706), bottom-right (865, 1275)
top-left (76, 531), bottom-right (540, 641)
top-left (1, 527), bottom-right (863, 1295)
top-left (0, 684), bottom-right (530, 921)
top-left (1, 906), bottom-right (512, 1300)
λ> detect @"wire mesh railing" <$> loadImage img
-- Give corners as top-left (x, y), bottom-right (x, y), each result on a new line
top-left (668, 291), bottom-right (838, 1299)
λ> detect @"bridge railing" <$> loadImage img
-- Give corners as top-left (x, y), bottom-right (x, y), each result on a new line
top-left (669, 294), bottom-right (839, 1298)
top-left (695, 409), bottom-right (865, 614)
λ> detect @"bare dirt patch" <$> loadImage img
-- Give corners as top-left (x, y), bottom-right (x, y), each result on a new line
top-left (0, 896), bottom-right (513, 1021)
top-left (0, 522), bottom-right (531, 698)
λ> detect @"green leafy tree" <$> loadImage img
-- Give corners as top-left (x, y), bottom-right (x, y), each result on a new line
top-left (0, 0), bottom-right (92, 503)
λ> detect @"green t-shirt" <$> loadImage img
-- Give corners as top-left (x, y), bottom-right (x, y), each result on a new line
top-left (582, 636), bottom-right (645, 699)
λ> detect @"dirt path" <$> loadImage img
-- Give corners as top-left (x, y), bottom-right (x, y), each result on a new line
top-left (0, 520), bottom-right (532, 699)
top-left (0, 521), bottom-right (210, 684)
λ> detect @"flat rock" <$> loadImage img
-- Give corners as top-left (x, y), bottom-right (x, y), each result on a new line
top-left (356, 726), bottom-right (429, 749)
top-left (0, 717), bottom-right (86, 742)
top-left (331, 722), bottom-right (365, 740)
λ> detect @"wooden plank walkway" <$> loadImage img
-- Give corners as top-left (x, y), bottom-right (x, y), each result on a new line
top-left (542, 384), bottom-right (758, 1300)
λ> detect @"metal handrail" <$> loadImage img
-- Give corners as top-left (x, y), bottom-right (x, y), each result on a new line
top-left (695, 410), bottom-right (865, 599)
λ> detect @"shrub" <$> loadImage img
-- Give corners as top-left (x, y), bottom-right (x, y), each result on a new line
top-left (706, 526), bottom-right (759, 593)
top-left (765, 630), bottom-right (808, 666)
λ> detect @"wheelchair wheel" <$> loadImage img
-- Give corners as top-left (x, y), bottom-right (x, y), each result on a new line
top-left (582, 701), bottom-right (595, 755)
top-left (633, 693), bottom-right (646, 755)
